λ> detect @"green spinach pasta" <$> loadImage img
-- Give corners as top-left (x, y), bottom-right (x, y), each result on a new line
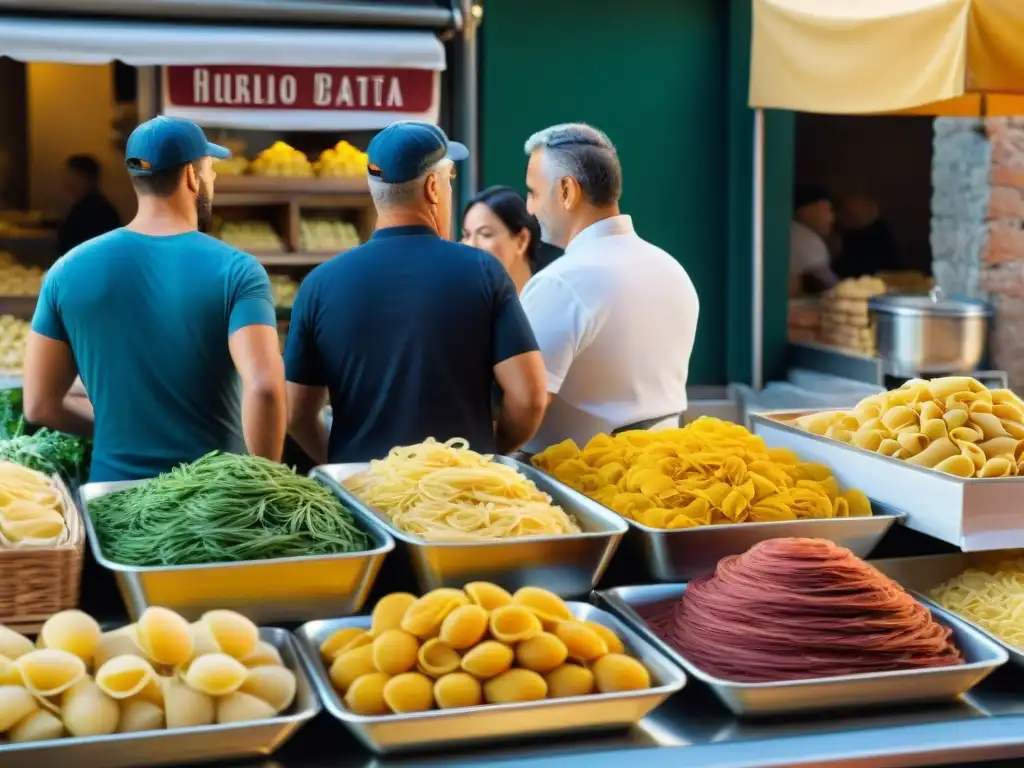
top-left (89, 452), bottom-right (371, 566)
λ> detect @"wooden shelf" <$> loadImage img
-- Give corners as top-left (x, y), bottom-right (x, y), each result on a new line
top-left (254, 251), bottom-right (342, 266)
top-left (215, 175), bottom-right (368, 196)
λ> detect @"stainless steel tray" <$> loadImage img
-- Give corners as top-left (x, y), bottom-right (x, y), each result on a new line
top-left (872, 552), bottom-right (1024, 670)
top-left (751, 410), bottom-right (1024, 551)
top-left (295, 601), bottom-right (686, 754)
top-left (0, 627), bottom-right (318, 768)
top-left (79, 477), bottom-right (394, 623)
top-left (314, 457), bottom-right (627, 597)
top-left (597, 583), bottom-right (1008, 717)
top-left (622, 502), bottom-right (903, 582)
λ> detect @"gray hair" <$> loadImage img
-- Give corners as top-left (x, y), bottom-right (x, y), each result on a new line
top-left (523, 123), bottom-right (622, 207)
top-left (367, 159), bottom-right (451, 209)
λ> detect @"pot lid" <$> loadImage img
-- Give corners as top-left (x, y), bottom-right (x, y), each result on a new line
top-left (868, 288), bottom-right (992, 318)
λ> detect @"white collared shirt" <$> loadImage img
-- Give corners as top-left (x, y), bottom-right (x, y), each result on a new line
top-left (520, 215), bottom-right (699, 453)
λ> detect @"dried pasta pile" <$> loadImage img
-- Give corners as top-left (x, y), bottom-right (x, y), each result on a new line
top-left (931, 560), bottom-right (1024, 649)
top-left (0, 460), bottom-right (68, 548)
top-left (0, 607), bottom-right (296, 742)
top-left (531, 417), bottom-right (870, 530)
top-left (794, 377), bottom-right (1024, 478)
top-left (344, 438), bottom-right (579, 542)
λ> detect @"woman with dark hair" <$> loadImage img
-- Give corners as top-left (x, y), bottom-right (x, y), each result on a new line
top-left (463, 185), bottom-right (560, 293)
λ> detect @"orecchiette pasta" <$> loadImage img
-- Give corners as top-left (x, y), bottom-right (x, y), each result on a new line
top-left (794, 377), bottom-right (1024, 478)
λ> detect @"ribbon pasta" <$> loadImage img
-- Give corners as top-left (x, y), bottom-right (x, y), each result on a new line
top-left (344, 438), bottom-right (580, 542)
top-left (794, 377), bottom-right (1024, 478)
top-left (531, 417), bottom-right (870, 530)
top-left (931, 560), bottom-right (1024, 650)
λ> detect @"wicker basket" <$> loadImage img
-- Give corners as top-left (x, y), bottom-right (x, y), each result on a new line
top-left (0, 475), bottom-right (85, 633)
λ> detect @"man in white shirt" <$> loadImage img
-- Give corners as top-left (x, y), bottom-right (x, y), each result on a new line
top-left (790, 184), bottom-right (839, 295)
top-left (519, 123), bottom-right (700, 453)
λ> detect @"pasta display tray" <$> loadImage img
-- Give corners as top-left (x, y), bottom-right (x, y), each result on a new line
top-left (871, 552), bottom-right (1024, 670)
top-left (621, 502), bottom-right (903, 582)
top-left (79, 479), bottom-right (394, 623)
top-left (597, 583), bottom-right (1007, 717)
top-left (314, 458), bottom-right (627, 597)
top-left (0, 628), bottom-right (319, 768)
top-left (295, 601), bottom-right (686, 754)
top-left (751, 411), bottom-right (1024, 551)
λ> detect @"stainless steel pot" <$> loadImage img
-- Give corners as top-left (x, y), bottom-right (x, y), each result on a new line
top-left (868, 289), bottom-right (992, 376)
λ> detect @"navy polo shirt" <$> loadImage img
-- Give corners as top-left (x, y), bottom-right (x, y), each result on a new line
top-left (284, 225), bottom-right (539, 461)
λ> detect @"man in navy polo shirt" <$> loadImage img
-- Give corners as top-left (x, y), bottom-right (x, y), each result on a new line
top-left (284, 122), bottom-right (547, 462)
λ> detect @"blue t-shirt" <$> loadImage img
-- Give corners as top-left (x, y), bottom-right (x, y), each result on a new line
top-left (31, 229), bottom-right (276, 482)
top-left (284, 225), bottom-right (538, 461)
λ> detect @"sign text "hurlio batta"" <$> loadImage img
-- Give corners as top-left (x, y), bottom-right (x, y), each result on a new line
top-left (165, 65), bottom-right (434, 112)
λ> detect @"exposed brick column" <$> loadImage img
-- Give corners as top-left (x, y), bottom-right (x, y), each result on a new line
top-left (932, 117), bottom-right (1024, 386)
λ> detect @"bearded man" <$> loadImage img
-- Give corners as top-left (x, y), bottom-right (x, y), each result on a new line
top-left (23, 117), bottom-right (286, 481)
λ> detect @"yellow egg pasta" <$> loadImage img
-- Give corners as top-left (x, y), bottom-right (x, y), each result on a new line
top-left (931, 559), bottom-right (1024, 648)
top-left (793, 377), bottom-right (1024, 478)
top-left (0, 461), bottom-right (68, 548)
top-left (344, 438), bottom-right (580, 541)
top-left (531, 417), bottom-right (870, 529)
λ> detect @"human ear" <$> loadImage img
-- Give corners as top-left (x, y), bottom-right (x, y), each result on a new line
top-left (185, 164), bottom-right (199, 194)
top-left (425, 172), bottom-right (440, 206)
top-left (560, 177), bottom-right (581, 210)
top-left (513, 227), bottom-right (531, 257)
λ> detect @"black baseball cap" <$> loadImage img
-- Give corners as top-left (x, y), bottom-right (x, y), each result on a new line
top-left (125, 116), bottom-right (230, 176)
top-left (366, 121), bottom-right (468, 184)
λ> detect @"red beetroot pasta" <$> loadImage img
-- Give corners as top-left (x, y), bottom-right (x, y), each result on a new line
top-left (641, 538), bottom-right (963, 683)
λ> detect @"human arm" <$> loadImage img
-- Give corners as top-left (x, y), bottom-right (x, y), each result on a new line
top-left (283, 278), bottom-right (330, 464)
top-left (23, 272), bottom-right (93, 434)
top-left (228, 258), bottom-right (286, 462)
top-left (490, 265), bottom-right (548, 453)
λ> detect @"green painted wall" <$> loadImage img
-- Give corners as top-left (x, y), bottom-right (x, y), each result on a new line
top-left (479, 0), bottom-right (792, 386)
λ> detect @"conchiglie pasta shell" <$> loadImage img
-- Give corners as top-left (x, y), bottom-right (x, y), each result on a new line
top-left (0, 653), bottom-right (21, 685)
top-left (39, 610), bottom-right (100, 663)
top-left (511, 587), bottom-right (572, 626)
top-left (489, 605), bottom-right (542, 643)
top-left (483, 668), bottom-right (547, 704)
top-left (343, 672), bottom-right (390, 715)
top-left (370, 592), bottom-right (417, 635)
top-left (243, 640), bottom-right (284, 668)
top-left (545, 664), bottom-right (594, 698)
top-left (416, 639), bottom-right (461, 678)
top-left (216, 691), bottom-right (276, 724)
top-left (382, 672), bottom-right (434, 714)
top-left (183, 653), bottom-right (247, 697)
top-left (555, 622), bottom-right (608, 661)
top-left (62, 678), bottom-right (119, 737)
top-left (464, 582), bottom-right (513, 611)
top-left (400, 589), bottom-right (469, 639)
top-left (583, 622), bottom-right (625, 654)
top-left (591, 653), bottom-right (651, 693)
top-left (93, 629), bottom-right (145, 670)
top-left (438, 605), bottom-right (488, 650)
top-left (162, 678), bottom-right (215, 730)
top-left (8, 708), bottom-right (63, 742)
top-left (189, 621), bottom-right (220, 660)
top-left (433, 672), bottom-right (482, 709)
top-left (0, 685), bottom-right (38, 731)
top-left (95, 655), bottom-right (157, 700)
top-left (118, 699), bottom-right (164, 733)
top-left (329, 644), bottom-right (375, 693)
top-left (515, 632), bottom-right (568, 673)
top-left (371, 629), bottom-right (419, 676)
top-left (16, 649), bottom-right (86, 698)
top-left (460, 641), bottom-right (513, 680)
top-left (137, 607), bottom-right (194, 667)
top-left (319, 628), bottom-right (370, 662)
top-left (239, 665), bottom-right (296, 712)
top-left (0, 625), bottom-right (34, 660)
top-left (200, 610), bottom-right (260, 661)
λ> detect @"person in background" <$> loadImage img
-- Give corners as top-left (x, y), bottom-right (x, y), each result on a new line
top-left (835, 194), bottom-right (898, 278)
top-left (23, 116), bottom-right (286, 481)
top-left (462, 185), bottom-right (543, 294)
top-left (519, 123), bottom-right (700, 454)
top-left (790, 184), bottom-right (839, 295)
top-left (285, 122), bottom-right (547, 464)
top-left (58, 155), bottom-right (122, 255)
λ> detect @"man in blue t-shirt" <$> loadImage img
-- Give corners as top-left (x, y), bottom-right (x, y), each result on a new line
top-left (285, 122), bottom-right (547, 463)
top-left (23, 116), bottom-right (287, 481)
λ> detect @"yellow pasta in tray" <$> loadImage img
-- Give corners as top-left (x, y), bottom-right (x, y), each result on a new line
top-left (931, 559), bottom-right (1024, 648)
top-left (531, 417), bottom-right (871, 530)
top-left (345, 438), bottom-right (580, 541)
top-left (0, 461), bottom-right (68, 548)
top-left (793, 377), bottom-right (1024, 479)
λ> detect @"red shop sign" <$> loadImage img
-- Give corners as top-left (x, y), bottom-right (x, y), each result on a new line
top-left (165, 65), bottom-right (434, 113)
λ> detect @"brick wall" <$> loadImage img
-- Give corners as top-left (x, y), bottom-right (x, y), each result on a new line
top-left (932, 117), bottom-right (1024, 386)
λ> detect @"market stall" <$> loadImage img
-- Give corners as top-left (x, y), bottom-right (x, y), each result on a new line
top-left (748, 0), bottom-right (1024, 395)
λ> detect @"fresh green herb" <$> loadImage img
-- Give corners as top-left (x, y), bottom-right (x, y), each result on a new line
top-left (0, 388), bottom-right (91, 482)
top-left (0, 388), bottom-right (25, 440)
top-left (90, 451), bottom-right (372, 566)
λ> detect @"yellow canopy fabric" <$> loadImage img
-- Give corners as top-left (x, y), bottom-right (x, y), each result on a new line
top-left (750, 0), bottom-right (1024, 116)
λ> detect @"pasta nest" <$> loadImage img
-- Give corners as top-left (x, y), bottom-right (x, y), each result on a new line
top-left (531, 417), bottom-right (869, 529)
top-left (794, 377), bottom-right (1024, 478)
top-left (346, 438), bottom-right (580, 542)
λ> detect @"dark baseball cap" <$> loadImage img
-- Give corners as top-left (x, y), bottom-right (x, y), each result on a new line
top-left (124, 116), bottom-right (230, 176)
top-left (366, 121), bottom-right (468, 184)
